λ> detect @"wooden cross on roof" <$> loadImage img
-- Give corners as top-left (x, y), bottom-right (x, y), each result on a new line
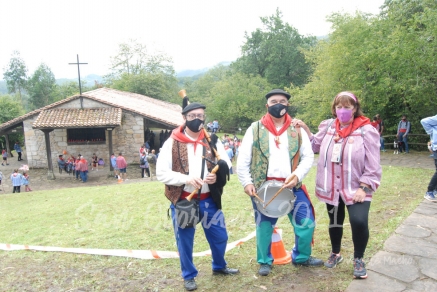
top-left (69, 54), bottom-right (88, 108)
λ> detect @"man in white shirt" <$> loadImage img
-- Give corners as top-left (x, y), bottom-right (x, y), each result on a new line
top-left (157, 102), bottom-right (239, 291)
top-left (237, 89), bottom-right (323, 276)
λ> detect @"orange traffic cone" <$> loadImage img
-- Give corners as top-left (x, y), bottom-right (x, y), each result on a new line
top-left (271, 227), bottom-right (291, 265)
top-left (117, 175), bottom-right (123, 184)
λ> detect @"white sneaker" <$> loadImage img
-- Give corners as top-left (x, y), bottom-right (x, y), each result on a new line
top-left (424, 192), bottom-right (437, 202)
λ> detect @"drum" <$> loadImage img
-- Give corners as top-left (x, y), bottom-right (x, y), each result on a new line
top-left (254, 180), bottom-right (296, 218)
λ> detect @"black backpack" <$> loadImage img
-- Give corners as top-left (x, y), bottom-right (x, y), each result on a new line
top-left (140, 156), bottom-right (146, 165)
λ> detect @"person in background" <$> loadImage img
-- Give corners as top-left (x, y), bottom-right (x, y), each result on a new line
top-left (370, 116), bottom-right (379, 131)
top-left (22, 172), bottom-right (32, 192)
top-left (212, 119), bottom-right (220, 134)
top-left (147, 149), bottom-right (157, 180)
top-left (160, 130), bottom-right (165, 147)
top-left (376, 114), bottom-right (385, 152)
top-left (397, 114), bottom-right (411, 153)
top-left (57, 154), bottom-right (66, 173)
top-left (91, 153), bottom-right (98, 171)
top-left (0, 170), bottom-right (3, 191)
top-left (116, 152), bottom-right (128, 181)
top-left (140, 151), bottom-right (150, 178)
top-left (150, 130), bottom-right (156, 149)
top-left (75, 154), bottom-right (81, 180)
top-left (139, 144), bottom-right (146, 156)
top-left (110, 153), bottom-right (118, 178)
top-left (10, 169), bottom-right (23, 193)
top-left (2, 149), bottom-right (9, 166)
top-left (421, 114), bottom-right (437, 201)
top-left (79, 156), bottom-right (89, 182)
top-left (297, 91), bottom-right (382, 280)
top-left (224, 142), bottom-right (234, 174)
top-left (14, 142), bottom-right (23, 161)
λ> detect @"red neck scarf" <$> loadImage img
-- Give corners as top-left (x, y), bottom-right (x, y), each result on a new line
top-left (335, 116), bottom-right (370, 141)
top-left (260, 113), bottom-right (292, 148)
top-left (171, 125), bottom-right (207, 153)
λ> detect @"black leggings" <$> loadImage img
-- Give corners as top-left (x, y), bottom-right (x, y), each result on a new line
top-left (13, 186), bottom-right (21, 193)
top-left (427, 157), bottom-right (437, 192)
top-left (141, 168), bottom-right (150, 178)
top-left (326, 200), bottom-right (371, 259)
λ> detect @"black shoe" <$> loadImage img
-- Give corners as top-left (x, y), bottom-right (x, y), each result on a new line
top-left (292, 256), bottom-right (324, 267)
top-left (184, 279), bottom-right (197, 291)
top-left (258, 264), bottom-right (272, 276)
top-left (212, 267), bottom-right (240, 275)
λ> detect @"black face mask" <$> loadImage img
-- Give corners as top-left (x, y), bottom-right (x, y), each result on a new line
top-left (268, 103), bottom-right (288, 118)
top-left (186, 119), bottom-right (204, 133)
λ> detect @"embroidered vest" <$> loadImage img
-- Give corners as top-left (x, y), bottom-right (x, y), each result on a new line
top-left (250, 121), bottom-right (301, 189)
top-left (164, 139), bottom-right (215, 205)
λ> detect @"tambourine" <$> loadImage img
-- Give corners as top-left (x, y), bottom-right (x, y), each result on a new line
top-left (254, 180), bottom-right (296, 218)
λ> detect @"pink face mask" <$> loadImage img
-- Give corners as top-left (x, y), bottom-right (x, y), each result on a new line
top-left (336, 108), bottom-right (354, 123)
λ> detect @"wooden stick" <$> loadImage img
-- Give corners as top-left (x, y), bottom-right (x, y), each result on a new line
top-left (251, 190), bottom-right (264, 203)
top-left (264, 174), bottom-right (296, 209)
top-left (186, 165), bottom-right (219, 201)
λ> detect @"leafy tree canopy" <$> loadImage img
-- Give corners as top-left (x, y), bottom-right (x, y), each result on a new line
top-left (106, 40), bottom-right (178, 103)
top-left (232, 8), bottom-right (316, 89)
top-left (27, 63), bottom-right (57, 110)
top-left (2, 51), bottom-right (28, 102)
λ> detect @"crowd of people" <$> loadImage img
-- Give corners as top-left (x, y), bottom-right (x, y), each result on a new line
top-left (2, 168), bottom-right (32, 193)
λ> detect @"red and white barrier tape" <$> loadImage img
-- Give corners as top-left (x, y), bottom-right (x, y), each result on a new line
top-left (0, 231), bottom-right (256, 260)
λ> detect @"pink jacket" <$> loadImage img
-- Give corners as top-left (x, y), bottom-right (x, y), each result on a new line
top-left (116, 156), bottom-right (127, 169)
top-left (311, 119), bottom-right (382, 206)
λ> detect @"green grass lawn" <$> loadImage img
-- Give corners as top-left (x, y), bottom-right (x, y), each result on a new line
top-left (0, 165), bottom-right (432, 291)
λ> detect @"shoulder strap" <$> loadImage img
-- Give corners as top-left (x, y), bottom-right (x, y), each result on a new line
top-left (197, 142), bottom-right (207, 200)
top-left (291, 126), bottom-right (302, 173)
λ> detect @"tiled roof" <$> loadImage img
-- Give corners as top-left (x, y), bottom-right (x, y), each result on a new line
top-left (32, 108), bottom-right (122, 129)
top-left (0, 88), bottom-right (184, 132)
top-left (82, 88), bottom-right (184, 127)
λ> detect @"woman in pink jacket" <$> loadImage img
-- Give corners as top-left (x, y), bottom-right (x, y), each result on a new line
top-left (295, 91), bottom-right (382, 280)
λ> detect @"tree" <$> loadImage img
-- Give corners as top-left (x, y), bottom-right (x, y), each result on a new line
top-left (3, 51), bottom-right (28, 103)
top-left (0, 94), bottom-right (25, 149)
top-left (27, 63), bottom-right (57, 109)
top-left (106, 40), bottom-right (178, 102)
top-left (207, 73), bottom-right (273, 129)
top-left (292, 0), bottom-right (437, 140)
top-left (232, 9), bottom-right (316, 88)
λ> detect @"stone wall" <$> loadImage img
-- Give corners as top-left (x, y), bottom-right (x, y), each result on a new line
top-left (23, 99), bottom-right (145, 169)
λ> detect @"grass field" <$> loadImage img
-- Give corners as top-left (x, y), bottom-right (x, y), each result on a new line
top-left (0, 165), bottom-right (432, 291)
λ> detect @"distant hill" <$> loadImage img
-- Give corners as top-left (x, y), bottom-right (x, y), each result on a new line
top-left (56, 74), bottom-right (104, 86)
top-left (177, 68), bottom-right (210, 78)
top-left (176, 61), bottom-right (232, 77)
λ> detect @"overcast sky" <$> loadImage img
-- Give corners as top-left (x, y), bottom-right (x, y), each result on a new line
top-left (0, 0), bottom-right (385, 79)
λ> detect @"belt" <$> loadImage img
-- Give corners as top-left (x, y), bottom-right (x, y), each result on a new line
top-left (181, 191), bottom-right (210, 200)
top-left (266, 176), bottom-right (285, 182)
top-left (266, 176), bottom-right (302, 189)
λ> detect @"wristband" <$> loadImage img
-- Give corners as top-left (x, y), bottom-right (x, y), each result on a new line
top-left (359, 185), bottom-right (372, 194)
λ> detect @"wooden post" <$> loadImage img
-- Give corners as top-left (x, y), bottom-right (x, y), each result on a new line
top-left (107, 128), bottom-right (114, 175)
top-left (4, 134), bottom-right (12, 157)
top-left (42, 129), bottom-right (55, 180)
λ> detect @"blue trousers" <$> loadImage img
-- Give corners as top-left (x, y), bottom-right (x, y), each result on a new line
top-left (252, 187), bottom-right (315, 265)
top-left (80, 171), bottom-right (88, 182)
top-left (380, 136), bottom-right (385, 150)
top-left (400, 133), bottom-right (409, 153)
top-left (171, 197), bottom-right (228, 280)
